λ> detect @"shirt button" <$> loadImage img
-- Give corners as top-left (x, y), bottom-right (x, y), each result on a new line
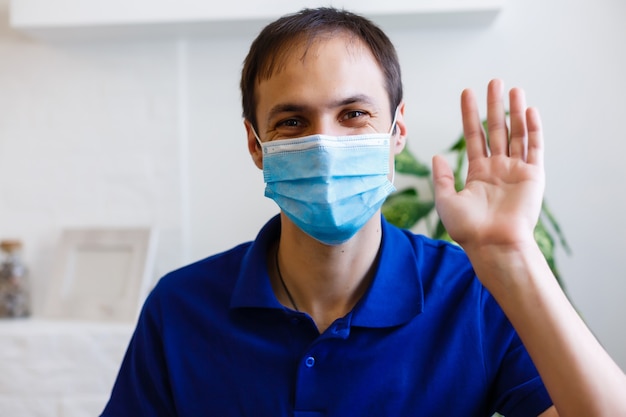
top-left (305, 356), bottom-right (315, 368)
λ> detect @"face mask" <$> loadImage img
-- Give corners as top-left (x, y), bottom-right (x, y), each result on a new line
top-left (254, 113), bottom-right (398, 245)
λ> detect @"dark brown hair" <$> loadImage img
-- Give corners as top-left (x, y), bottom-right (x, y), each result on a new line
top-left (240, 7), bottom-right (403, 131)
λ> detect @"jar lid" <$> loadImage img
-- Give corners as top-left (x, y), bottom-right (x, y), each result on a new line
top-left (0, 240), bottom-right (22, 253)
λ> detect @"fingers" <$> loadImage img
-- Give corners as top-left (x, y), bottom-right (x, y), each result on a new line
top-left (461, 88), bottom-right (488, 163)
top-left (486, 79), bottom-right (509, 156)
top-left (526, 107), bottom-right (544, 167)
top-left (432, 154), bottom-right (456, 200)
top-left (464, 79), bottom-right (541, 164)
top-left (508, 88), bottom-right (528, 160)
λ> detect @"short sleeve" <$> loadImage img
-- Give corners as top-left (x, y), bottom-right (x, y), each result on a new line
top-left (480, 288), bottom-right (553, 417)
top-left (100, 288), bottom-right (177, 417)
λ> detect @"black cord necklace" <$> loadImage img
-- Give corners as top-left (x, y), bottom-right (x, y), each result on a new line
top-left (275, 245), bottom-right (299, 311)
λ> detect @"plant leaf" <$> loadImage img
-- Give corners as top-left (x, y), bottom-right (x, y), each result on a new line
top-left (386, 115), bottom-right (569, 293)
top-left (534, 218), bottom-right (564, 288)
top-left (394, 147), bottom-right (431, 177)
top-left (382, 190), bottom-right (435, 229)
top-left (433, 219), bottom-right (455, 243)
top-left (448, 135), bottom-right (466, 152)
top-left (541, 201), bottom-right (572, 255)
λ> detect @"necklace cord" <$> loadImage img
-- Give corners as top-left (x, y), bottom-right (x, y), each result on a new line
top-left (275, 245), bottom-right (299, 311)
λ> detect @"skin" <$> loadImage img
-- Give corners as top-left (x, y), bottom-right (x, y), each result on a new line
top-left (433, 80), bottom-right (626, 416)
top-left (245, 32), bottom-right (626, 416)
top-left (245, 33), bottom-right (407, 333)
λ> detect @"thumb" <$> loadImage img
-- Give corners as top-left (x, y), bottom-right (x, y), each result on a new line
top-left (432, 155), bottom-right (456, 202)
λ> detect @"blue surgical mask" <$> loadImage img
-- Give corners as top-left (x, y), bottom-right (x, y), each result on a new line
top-left (254, 114), bottom-right (398, 245)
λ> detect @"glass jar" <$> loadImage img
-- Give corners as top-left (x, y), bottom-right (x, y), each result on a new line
top-left (0, 239), bottom-right (31, 318)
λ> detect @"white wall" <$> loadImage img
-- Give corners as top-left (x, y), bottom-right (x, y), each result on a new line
top-left (1, 0), bottom-right (624, 372)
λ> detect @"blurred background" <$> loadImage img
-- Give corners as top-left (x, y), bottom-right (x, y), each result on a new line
top-left (0, 0), bottom-right (624, 413)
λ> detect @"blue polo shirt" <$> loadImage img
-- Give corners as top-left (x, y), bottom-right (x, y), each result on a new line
top-left (101, 215), bottom-right (552, 417)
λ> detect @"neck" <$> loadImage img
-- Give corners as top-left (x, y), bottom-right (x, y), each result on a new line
top-left (271, 213), bottom-right (383, 332)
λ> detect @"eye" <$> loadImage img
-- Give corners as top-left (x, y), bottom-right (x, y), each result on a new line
top-left (340, 110), bottom-right (371, 128)
top-left (277, 118), bottom-right (301, 128)
top-left (342, 110), bottom-right (368, 120)
top-left (271, 117), bottom-right (308, 138)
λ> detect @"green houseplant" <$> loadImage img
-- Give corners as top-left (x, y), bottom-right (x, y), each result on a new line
top-left (382, 120), bottom-right (571, 287)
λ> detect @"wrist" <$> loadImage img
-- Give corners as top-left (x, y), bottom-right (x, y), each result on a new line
top-left (462, 239), bottom-right (551, 297)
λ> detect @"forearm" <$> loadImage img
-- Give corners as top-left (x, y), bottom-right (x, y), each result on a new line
top-left (465, 242), bottom-right (626, 417)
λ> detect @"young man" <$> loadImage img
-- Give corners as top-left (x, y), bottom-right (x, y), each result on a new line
top-left (101, 7), bottom-right (626, 417)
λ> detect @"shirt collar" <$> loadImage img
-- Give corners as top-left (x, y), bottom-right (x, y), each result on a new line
top-left (350, 216), bottom-right (424, 327)
top-left (230, 215), bottom-right (284, 310)
top-left (230, 215), bottom-right (424, 327)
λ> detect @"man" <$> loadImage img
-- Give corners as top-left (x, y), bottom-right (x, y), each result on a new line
top-left (101, 7), bottom-right (626, 417)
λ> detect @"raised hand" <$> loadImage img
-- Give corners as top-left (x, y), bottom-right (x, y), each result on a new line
top-left (432, 79), bottom-right (545, 252)
top-left (433, 81), bottom-right (626, 417)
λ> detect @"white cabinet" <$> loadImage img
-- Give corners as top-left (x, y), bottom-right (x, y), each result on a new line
top-left (0, 320), bottom-right (133, 417)
top-left (9, 0), bottom-right (504, 40)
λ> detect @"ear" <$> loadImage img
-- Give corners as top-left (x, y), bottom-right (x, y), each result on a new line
top-left (392, 101), bottom-right (407, 155)
top-left (244, 119), bottom-right (263, 170)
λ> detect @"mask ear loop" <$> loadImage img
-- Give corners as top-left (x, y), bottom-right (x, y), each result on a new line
top-left (389, 106), bottom-right (400, 184)
top-left (388, 106), bottom-right (400, 135)
top-left (251, 125), bottom-right (263, 147)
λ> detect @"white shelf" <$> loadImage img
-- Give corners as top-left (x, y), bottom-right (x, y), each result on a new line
top-left (0, 319), bottom-right (133, 416)
top-left (9, 0), bottom-right (504, 41)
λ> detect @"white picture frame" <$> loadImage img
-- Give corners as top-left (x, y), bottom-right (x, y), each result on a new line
top-left (42, 227), bottom-right (158, 322)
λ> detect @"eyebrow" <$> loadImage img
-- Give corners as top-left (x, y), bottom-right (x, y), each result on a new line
top-left (265, 94), bottom-right (380, 125)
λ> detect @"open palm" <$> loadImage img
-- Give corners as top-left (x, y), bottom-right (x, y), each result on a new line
top-left (433, 79), bottom-right (545, 251)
